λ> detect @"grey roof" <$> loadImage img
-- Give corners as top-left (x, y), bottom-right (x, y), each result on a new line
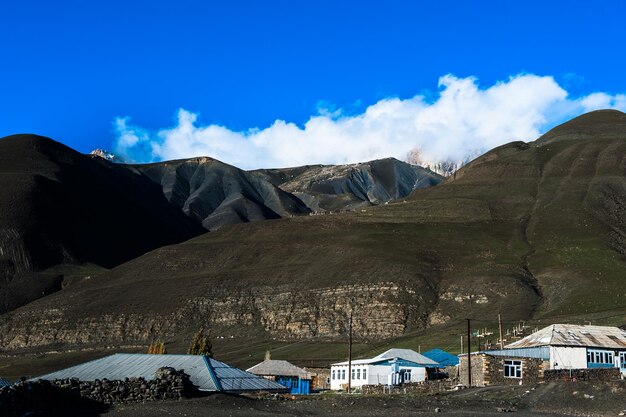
top-left (33, 354), bottom-right (287, 393)
top-left (506, 324), bottom-right (626, 349)
top-left (333, 348), bottom-right (439, 366)
top-left (246, 360), bottom-right (311, 379)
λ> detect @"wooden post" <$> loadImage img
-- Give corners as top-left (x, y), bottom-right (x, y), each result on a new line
top-left (498, 314), bottom-right (504, 350)
top-left (466, 318), bottom-right (472, 388)
top-left (348, 312), bottom-right (353, 393)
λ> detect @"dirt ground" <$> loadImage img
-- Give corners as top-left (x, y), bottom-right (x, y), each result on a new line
top-left (101, 381), bottom-right (626, 417)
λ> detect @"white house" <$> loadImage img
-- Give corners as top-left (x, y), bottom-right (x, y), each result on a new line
top-left (503, 324), bottom-right (626, 374)
top-left (330, 348), bottom-right (439, 390)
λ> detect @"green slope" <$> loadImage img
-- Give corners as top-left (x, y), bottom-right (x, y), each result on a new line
top-left (1, 110), bottom-right (625, 371)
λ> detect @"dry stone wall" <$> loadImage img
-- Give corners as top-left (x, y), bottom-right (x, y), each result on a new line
top-left (0, 367), bottom-right (197, 416)
top-left (544, 367), bottom-right (622, 382)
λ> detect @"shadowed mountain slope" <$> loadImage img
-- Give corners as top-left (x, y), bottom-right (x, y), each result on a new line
top-left (252, 158), bottom-right (442, 212)
top-left (130, 157), bottom-right (311, 230)
top-left (1, 111), bottom-right (625, 355)
top-left (0, 134), bottom-right (205, 314)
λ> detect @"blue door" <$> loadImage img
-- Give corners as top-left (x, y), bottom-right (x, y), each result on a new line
top-left (276, 376), bottom-right (310, 395)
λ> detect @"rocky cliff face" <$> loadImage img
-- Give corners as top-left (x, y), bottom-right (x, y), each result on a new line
top-left (0, 281), bottom-right (436, 350)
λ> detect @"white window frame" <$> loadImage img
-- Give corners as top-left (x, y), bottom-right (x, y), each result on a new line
top-left (504, 360), bottom-right (522, 378)
top-left (587, 349), bottom-right (614, 365)
top-left (363, 368), bottom-right (367, 380)
top-left (332, 370), bottom-right (336, 380)
top-left (356, 368), bottom-right (361, 379)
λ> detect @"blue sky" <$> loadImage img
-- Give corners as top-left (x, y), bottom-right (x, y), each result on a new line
top-left (1, 1), bottom-right (625, 167)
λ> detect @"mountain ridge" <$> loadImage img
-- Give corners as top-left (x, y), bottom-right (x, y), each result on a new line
top-left (2, 110), bottom-right (624, 356)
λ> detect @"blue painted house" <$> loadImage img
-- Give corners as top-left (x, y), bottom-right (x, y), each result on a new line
top-left (330, 348), bottom-right (439, 390)
top-left (246, 359), bottom-right (312, 395)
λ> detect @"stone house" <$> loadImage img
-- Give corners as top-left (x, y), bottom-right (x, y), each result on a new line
top-left (459, 324), bottom-right (626, 386)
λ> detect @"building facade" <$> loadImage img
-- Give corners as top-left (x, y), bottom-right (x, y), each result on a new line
top-left (330, 348), bottom-right (439, 390)
top-left (246, 359), bottom-right (312, 395)
top-left (459, 324), bottom-right (626, 386)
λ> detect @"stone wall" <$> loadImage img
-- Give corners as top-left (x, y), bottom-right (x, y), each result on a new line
top-left (0, 367), bottom-right (197, 417)
top-left (544, 367), bottom-right (622, 382)
top-left (459, 354), bottom-right (546, 386)
top-left (458, 354), bottom-right (486, 386)
top-left (360, 380), bottom-right (453, 395)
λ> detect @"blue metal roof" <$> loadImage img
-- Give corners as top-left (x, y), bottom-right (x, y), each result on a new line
top-left (422, 348), bottom-right (460, 367)
top-left (0, 378), bottom-right (12, 387)
top-left (33, 354), bottom-right (287, 393)
top-left (482, 346), bottom-right (550, 360)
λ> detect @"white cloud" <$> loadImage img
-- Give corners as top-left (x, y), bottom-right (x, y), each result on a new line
top-left (113, 74), bottom-right (626, 169)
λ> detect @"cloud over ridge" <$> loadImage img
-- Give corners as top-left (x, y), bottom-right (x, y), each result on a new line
top-left (114, 74), bottom-right (626, 170)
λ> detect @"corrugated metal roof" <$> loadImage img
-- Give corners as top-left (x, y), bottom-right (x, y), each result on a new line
top-left (246, 360), bottom-right (311, 379)
top-left (210, 358), bottom-right (287, 392)
top-left (332, 348), bottom-right (439, 366)
top-left (482, 346), bottom-right (550, 360)
top-left (422, 348), bottom-right (460, 366)
top-left (0, 378), bottom-right (13, 387)
top-left (506, 324), bottom-right (626, 349)
top-left (33, 354), bottom-right (287, 393)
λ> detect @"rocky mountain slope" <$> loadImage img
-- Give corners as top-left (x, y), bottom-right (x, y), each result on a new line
top-left (130, 158), bottom-right (311, 230)
top-left (0, 135), bottom-right (205, 314)
top-left (0, 137), bottom-right (441, 315)
top-left (2, 110), bottom-right (624, 354)
top-left (252, 158), bottom-right (442, 212)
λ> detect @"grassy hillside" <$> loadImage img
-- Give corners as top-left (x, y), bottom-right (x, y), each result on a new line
top-left (1, 111), bottom-right (625, 375)
top-left (0, 134), bottom-right (205, 314)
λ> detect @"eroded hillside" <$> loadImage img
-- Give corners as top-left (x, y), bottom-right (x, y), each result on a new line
top-left (2, 111), bottom-right (624, 353)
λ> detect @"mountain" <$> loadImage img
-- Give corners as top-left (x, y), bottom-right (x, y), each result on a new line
top-left (0, 134), bottom-right (205, 314)
top-left (129, 157), bottom-right (311, 230)
top-left (2, 110), bottom-right (624, 356)
top-left (252, 158), bottom-right (442, 212)
top-left (89, 149), bottom-right (123, 163)
top-left (0, 138), bottom-right (440, 315)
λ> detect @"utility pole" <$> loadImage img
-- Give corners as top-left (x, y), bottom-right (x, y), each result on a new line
top-left (466, 318), bottom-right (472, 388)
top-left (498, 314), bottom-right (504, 350)
top-left (348, 312), bottom-right (353, 393)
top-left (460, 335), bottom-right (463, 354)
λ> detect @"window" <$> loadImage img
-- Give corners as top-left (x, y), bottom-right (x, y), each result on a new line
top-left (332, 370), bottom-right (335, 380)
top-left (363, 369), bottom-right (367, 380)
top-left (405, 370), bottom-right (412, 381)
top-left (351, 368), bottom-right (355, 380)
top-left (341, 370), bottom-right (346, 380)
top-left (356, 369), bottom-right (361, 379)
top-left (587, 349), bottom-right (614, 367)
top-left (504, 360), bottom-right (522, 378)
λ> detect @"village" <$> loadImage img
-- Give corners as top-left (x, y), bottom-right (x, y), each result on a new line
top-left (1, 322), bottom-right (625, 413)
